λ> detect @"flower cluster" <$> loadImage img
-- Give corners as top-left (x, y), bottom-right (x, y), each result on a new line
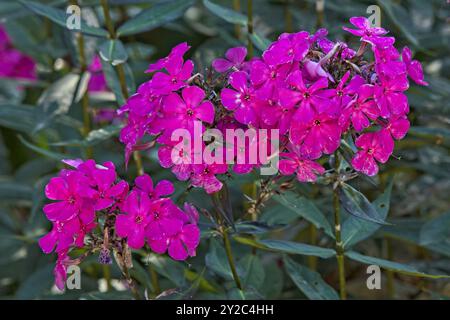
top-left (38, 159), bottom-right (199, 290)
top-left (115, 174), bottom-right (200, 261)
top-left (0, 25), bottom-right (36, 80)
top-left (119, 17), bottom-right (427, 194)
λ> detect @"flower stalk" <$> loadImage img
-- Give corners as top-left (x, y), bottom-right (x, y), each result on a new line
top-left (70, 0), bottom-right (92, 159)
top-left (333, 152), bottom-right (347, 300)
top-left (246, 0), bottom-right (253, 58)
top-left (221, 226), bottom-right (243, 290)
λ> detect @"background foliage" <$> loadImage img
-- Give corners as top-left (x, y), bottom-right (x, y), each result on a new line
top-left (0, 0), bottom-right (449, 300)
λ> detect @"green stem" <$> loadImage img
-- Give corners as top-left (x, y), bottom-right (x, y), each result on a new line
top-left (100, 0), bottom-right (144, 176)
top-left (246, 0), bottom-right (253, 58)
top-left (315, 0), bottom-right (325, 28)
top-left (222, 228), bottom-right (243, 290)
top-left (233, 0), bottom-right (241, 39)
top-left (333, 153), bottom-right (346, 300)
top-left (70, 0), bottom-right (92, 158)
top-left (103, 264), bottom-right (112, 291)
top-left (284, 0), bottom-right (293, 33)
top-left (307, 224), bottom-right (318, 270)
top-left (384, 236), bottom-right (395, 299)
top-left (149, 265), bottom-right (161, 295)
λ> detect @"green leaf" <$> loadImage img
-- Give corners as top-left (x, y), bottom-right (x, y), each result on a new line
top-left (420, 211), bottom-right (450, 246)
top-left (15, 264), bottom-right (54, 299)
top-left (18, 135), bottom-right (70, 160)
top-left (0, 103), bottom-right (36, 133)
top-left (234, 236), bottom-right (335, 259)
top-left (377, 0), bottom-right (419, 47)
top-left (117, 0), bottom-right (194, 37)
top-left (283, 256), bottom-right (339, 300)
top-left (50, 124), bottom-right (123, 147)
top-left (249, 33), bottom-right (271, 52)
top-left (0, 181), bottom-right (32, 201)
top-left (273, 191), bottom-right (334, 238)
top-left (234, 221), bottom-right (278, 234)
top-left (203, 0), bottom-right (247, 26)
top-left (339, 182), bottom-right (389, 225)
top-left (34, 73), bottom-right (80, 133)
top-left (242, 254), bottom-right (265, 291)
top-left (345, 251), bottom-right (450, 279)
top-left (205, 238), bottom-right (243, 280)
top-left (342, 177), bottom-right (394, 248)
top-left (99, 39), bottom-right (128, 66)
top-left (18, 0), bottom-right (108, 38)
top-left (99, 58), bottom-right (126, 106)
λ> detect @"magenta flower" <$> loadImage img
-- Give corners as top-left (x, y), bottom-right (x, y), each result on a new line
top-left (134, 174), bottom-right (174, 200)
top-left (191, 163), bottom-right (228, 194)
top-left (87, 56), bottom-right (108, 92)
top-left (146, 42), bottom-right (190, 73)
top-left (54, 252), bottom-right (70, 291)
top-left (158, 142), bottom-right (194, 181)
top-left (279, 70), bottom-right (328, 122)
top-left (374, 74), bottom-right (409, 118)
top-left (43, 171), bottom-right (96, 222)
top-left (381, 115), bottom-right (410, 140)
top-left (150, 57), bottom-right (194, 94)
top-left (249, 58), bottom-right (292, 92)
top-left (38, 218), bottom-right (81, 254)
top-left (279, 152), bottom-right (325, 182)
top-left (343, 16), bottom-right (388, 42)
top-left (402, 46), bottom-right (428, 86)
top-left (263, 31), bottom-right (309, 66)
top-left (212, 46), bottom-right (247, 73)
top-left (167, 223), bottom-right (200, 261)
top-left (339, 84), bottom-right (379, 132)
top-left (319, 72), bottom-right (364, 115)
top-left (163, 86), bottom-right (215, 129)
top-left (115, 191), bottom-right (152, 249)
top-left (351, 130), bottom-right (394, 176)
top-left (290, 112), bottom-right (341, 159)
top-left (220, 71), bottom-right (257, 125)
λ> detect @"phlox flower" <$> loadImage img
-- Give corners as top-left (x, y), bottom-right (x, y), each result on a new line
top-left (163, 86), bottom-right (215, 130)
top-left (374, 74), bottom-right (409, 118)
top-left (191, 163), bottom-right (228, 194)
top-left (351, 130), bottom-right (394, 176)
top-left (279, 70), bottom-right (328, 122)
top-left (220, 71), bottom-right (258, 125)
top-left (343, 16), bottom-right (388, 42)
top-left (145, 42), bottom-right (190, 73)
top-left (278, 151), bottom-right (325, 182)
top-left (402, 46), bottom-right (428, 86)
top-left (262, 31), bottom-right (309, 66)
top-left (290, 111), bottom-right (341, 160)
top-left (212, 46), bottom-right (247, 73)
top-left (150, 57), bottom-right (194, 94)
top-left (134, 174), bottom-right (174, 200)
top-left (339, 84), bottom-right (379, 132)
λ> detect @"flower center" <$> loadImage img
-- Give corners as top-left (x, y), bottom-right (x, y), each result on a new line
top-left (135, 215), bottom-right (143, 224)
top-left (187, 108), bottom-right (194, 116)
top-left (367, 148), bottom-right (374, 155)
top-left (314, 119), bottom-right (321, 126)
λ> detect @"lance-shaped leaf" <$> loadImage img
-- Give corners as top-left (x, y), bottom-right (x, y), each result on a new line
top-left (346, 251), bottom-right (450, 279)
top-left (117, 0), bottom-right (194, 37)
top-left (99, 39), bottom-right (128, 66)
top-left (33, 73), bottom-right (81, 133)
top-left (49, 124), bottom-right (123, 148)
top-left (273, 191), bottom-right (334, 238)
top-left (203, 0), bottom-right (247, 26)
top-left (420, 211), bottom-right (450, 246)
top-left (283, 256), bottom-right (339, 300)
top-left (233, 236), bottom-right (336, 259)
top-left (342, 177), bottom-right (394, 248)
top-left (18, 0), bottom-right (108, 38)
top-left (339, 182), bottom-right (390, 225)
